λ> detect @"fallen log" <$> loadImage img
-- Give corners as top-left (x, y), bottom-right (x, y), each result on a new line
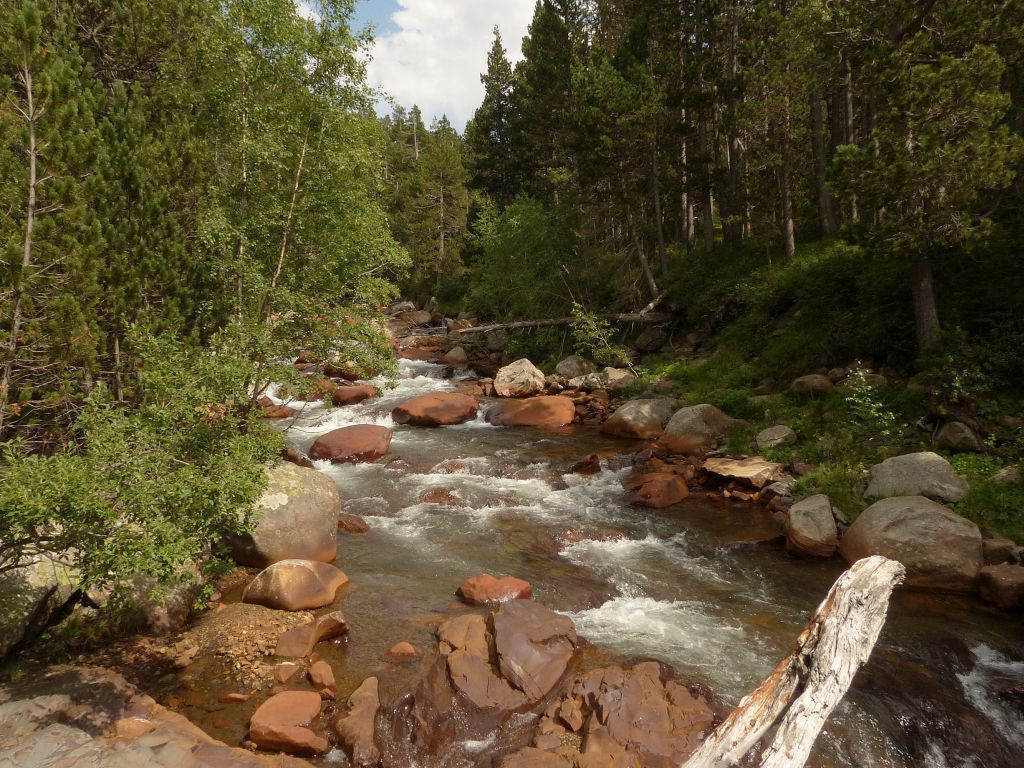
top-left (682, 555), bottom-right (905, 768)
top-left (453, 311), bottom-right (672, 336)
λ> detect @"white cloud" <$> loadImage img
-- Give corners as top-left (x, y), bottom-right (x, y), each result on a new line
top-left (366, 0), bottom-right (536, 131)
top-left (295, 1), bottom-right (321, 22)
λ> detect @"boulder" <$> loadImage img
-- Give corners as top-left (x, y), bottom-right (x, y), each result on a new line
top-left (634, 326), bottom-right (668, 353)
top-left (457, 574), bottom-right (532, 604)
top-left (703, 457), bottom-right (786, 490)
top-left (227, 462), bottom-right (340, 567)
top-left (441, 346), bottom-right (469, 366)
top-left (309, 425), bottom-right (393, 464)
top-left (492, 600), bottom-right (578, 700)
top-left (243, 560), bottom-right (348, 611)
top-left (399, 347), bottom-right (437, 361)
top-left (663, 403), bottom-right (742, 452)
top-left (486, 397), bottom-right (577, 428)
top-left (625, 472), bottom-right (689, 509)
top-left (785, 495), bottom-right (838, 557)
top-left (602, 367), bottom-right (639, 391)
top-left (934, 421), bottom-right (985, 453)
top-left (263, 404), bottom-right (297, 419)
top-left (309, 660), bottom-right (337, 698)
top-left (555, 355), bottom-right (596, 378)
top-left (275, 610), bottom-right (349, 658)
top-left (979, 565), bottom-right (1024, 610)
top-left (570, 454), bottom-right (602, 475)
top-left (0, 554), bottom-right (78, 661)
top-left (385, 641), bottom-right (420, 661)
top-left (249, 691), bottom-right (327, 756)
top-left (333, 677), bottom-right (380, 767)
top-left (755, 425), bottom-right (797, 450)
top-left (389, 301), bottom-right (417, 314)
top-left (865, 452), bottom-right (968, 504)
top-left (331, 384), bottom-right (378, 407)
top-left (280, 444), bottom-right (315, 469)
top-left (419, 488), bottom-right (462, 505)
top-left (400, 310), bottom-right (433, 327)
top-left (990, 466), bottom-right (1022, 485)
top-left (338, 513), bottom-right (370, 534)
top-left (495, 359), bottom-right (546, 398)
top-left (392, 392), bottom-right (478, 426)
top-left (791, 374), bottom-right (834, 396)
top-left (601, 398), bottom-right (676, 439)
top-left (983, 538), bottom-right (1016, 565)
top-left (838, 496), bottom-right (983, 592)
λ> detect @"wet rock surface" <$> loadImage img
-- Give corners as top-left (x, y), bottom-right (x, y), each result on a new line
top-left (457, 574), bottom-right (534, 604)
top-left (242, 560), bottom-right (348, 611)
top-left (248, 690), bottom-right (327, 755)
top-left (392, 392), bottom-right (479, 426)
top-left (309, 425), bottom-right (393, 463)
top-left (487, 396), bottom-right (577, 427)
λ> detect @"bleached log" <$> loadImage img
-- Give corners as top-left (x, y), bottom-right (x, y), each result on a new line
top-left (453, 311), bottom-right (671, 336)
top-left (682, 556), bottom-right (905, 768)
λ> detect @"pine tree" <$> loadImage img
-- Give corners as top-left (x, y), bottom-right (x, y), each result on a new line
top-left (465, 27), bottom-right (516, 205)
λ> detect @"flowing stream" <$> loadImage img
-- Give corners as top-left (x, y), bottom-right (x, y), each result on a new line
top-left (189, 357), bottom-right (1024, 767)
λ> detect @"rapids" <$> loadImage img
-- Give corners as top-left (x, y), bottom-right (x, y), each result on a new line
top-left (187, 358), bottom-right (1023, 767)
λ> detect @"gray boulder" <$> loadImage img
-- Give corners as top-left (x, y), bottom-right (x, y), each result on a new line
top-left (227, 462), bottom-right (340, 568)
top-left (601, 398), bottom-right (676, 439)
top-left (0, 555), bottom-right (78, 660)
top-left (633, 326), bottom-right (668, 353)
top-left (755, 425), bottom-right (797, 449)
top-left (663, 403), bottom-right (742, 452)
top-left (785, 495), bottom-right (838, 557)
top-left (791, 374), bottom-right (834, 396)
top-left (555, 355), bottom-right (596, 378)
top-left (934, 421), bottom-right (984, 453)
top-left (865, 451), bottom-right (968, 504)
top-left (838, 496), bottom-right (982, 592)
top-left (494, 358), bottom-right (545, 398)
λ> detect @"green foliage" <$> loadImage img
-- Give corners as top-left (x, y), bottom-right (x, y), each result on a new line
top-left (792, 462), bottom-right (866, 521)
top-left (569, 302), bottom-right (632, 370)
top-left (840, 367), bottom-right (899, 452)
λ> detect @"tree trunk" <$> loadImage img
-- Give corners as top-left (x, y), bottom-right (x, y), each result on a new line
top-left (681, 109), bottom-right (695, 250)
top-left (779, 130), bottom-right (796, 261)
top-left (911, 256), bottom-right (941, 352)
top-left (650, 142), bottom-right (667, 277)
top-left (843, 57), bottom-right (859, 223)
top-left (811, 93), bottom-right (837, 236)
top-left (698, 111), bottom-right (716, 252)
top-left (264, 123), bottom-right (311, 317)
top-left (682, 556), bottom-right (905, 768)
top-left (437, 167), bottom-right (445, 293)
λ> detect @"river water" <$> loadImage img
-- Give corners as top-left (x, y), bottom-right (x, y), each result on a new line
top-left (248, 358), bottom-right (1024, 767)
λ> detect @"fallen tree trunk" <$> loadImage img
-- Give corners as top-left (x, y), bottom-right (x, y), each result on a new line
top-left (454, 311), bottom-right (671, 337)
top-left (682, 556), bottom-right (905, 768)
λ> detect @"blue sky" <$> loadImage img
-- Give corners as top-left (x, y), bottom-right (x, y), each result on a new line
top-left (345, 1), bottom-right (536, 130)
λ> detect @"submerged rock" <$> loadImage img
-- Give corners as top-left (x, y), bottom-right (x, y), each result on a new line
top-left (275, 610), bottom-right (349, 658)
top-left (393, 392), bottom-right (478, 426)
top-left (865, 451), bottom-right (968, 504)
top-left (227, 461), bottom-right (340, 568)
top-left (486, 396), bottom-right (576, 427)
top-left (838, 496), bottom-right (982, 592)
top-left (243, 560), bottom-right (348, 611)
top-left (309, 425), bottom-right (393, 464)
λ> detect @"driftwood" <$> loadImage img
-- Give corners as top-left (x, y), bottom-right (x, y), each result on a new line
top-left (454, 311), bottom-right (671, 337)
top-left (682, 556), bottom-right (906, 768)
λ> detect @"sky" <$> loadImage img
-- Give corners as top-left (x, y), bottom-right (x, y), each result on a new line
top-left (340, 1), bottom-right (537, 131)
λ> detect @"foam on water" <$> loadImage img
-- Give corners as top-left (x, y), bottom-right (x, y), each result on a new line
top-left (957, 644), bottom-right (1024, 751)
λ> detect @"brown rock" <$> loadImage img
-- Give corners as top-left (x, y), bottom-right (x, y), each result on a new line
top-left (333, 677), bottom-right (381, 767)
top-left (437, 614), bottom-right (491, 659)
top-left (784, 495), bottom-right (838, 558)
top-left (309, 425), bottom-right (392, 464)
top-left (393, 392), bottom-right (479, 426)
top-left (983, 538), bottom-right (1016, 565)
top-left (338, 513), bottom-right (370, 534)
top-left (703, 456), bottom-right (787, 490)
top-left (400, 347), bottom-right (437, 361)
top-left (492, 600), bottom-right (578, 701)
top-left (263, 404), bottom-right (298, 419)
top-left (243, 560), bottom-right (348, 611)
top-left (220, 692), bottom-right (250, 703)
top-left (275, 610), bottom-right (349, 658)
top-left (496, 747), bottom-right (572, 768)
top-left (979, 565), bottom-right (1024, 610)
top-left (457, 574), bottom-right (533, 604)
top-left (309, 660), bottom-right (337, 698)
top-left (447, 648), bottom-right (529, 710)
top-left (570, 454), bottom-right (602, 475)
top-left (385, 641), bottom-right (420, 661)
top-left (625, 472), bottom-right (689, 509)
top-left (280, 445), bottom-right (315, 469)
top-left (441, 346), bottom-right (469, 366)
top-left (486, 396), bottom-right (577, 428)
top-left (275, 664), bottom-right (302, 684)
top-left (420, 488), bottom-right (461, 505)
top-left (331, 384), bottom-right (378, 407)
top-left (791, 374), bottom-right (834, 396)
top-left (249, 691), bottom-right (327, 756)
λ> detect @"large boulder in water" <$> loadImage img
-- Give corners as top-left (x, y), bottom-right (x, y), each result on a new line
top-left (785, 494), bottom-right (838, 557)
top-left (227, 462), bottom-right (340, 568)
top-left (330, 384), bottom-right (378, 407)
top-left (243, 560), bottom-right (348, 611)
top-left (662, 403), bottom-right (743, 452)
top-left (492, 600), bottom-right (577, 700)
top-left (555, 355), bottom-right (595, 378)
top-left (249, 690), bottom-right (328, 756)
top-left (457, 574), bottom-right (532, 604)
top-left (333, 677), bottom-right (380, 767)
top-left (393, 392), bottom-right (478, 426)
top-left (494, 359), bottom-right (546, 397)
top-left (486, 397), bottom-right (576, 428)
top-left (309, 425), bottom-right (392, 464)
top-left (601, 398), bottom-right (675, 439)
top-left (838, 496), bottom-right (983, 592)
top-left (865, 451), bottom-right (968, 503)
top-left (624, 472), bottom-right (689, 508)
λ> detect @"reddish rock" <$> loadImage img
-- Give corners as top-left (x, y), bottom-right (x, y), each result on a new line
top-left (486, 396), bottom-right (576, 428)
top-left (309, 425), bottom-right (393, 464)
top-left (309, 661), bottom-right (337, 698)
top-left (243, 560), bottom-right (348, 611)
top-left (338, 513), bottom-right (370, 534)
top-left (497, 747), bottom-right (571, 767)
top-left (385, 641), bottom-right (420, 661)
top-left (400, 347), bottom-right (437, 361)
top-left (331, 384), bottom-right (378, 407)
top-left (274, 664), bottom-right (302, 684)
top-left (249, 691), bottom-right (327, 756)
top-left (263, 404), bottom-right (297, 419)
top-left (393, 392), bottom-right (479, 426)
top-left (979, 564), bottom-right (1024, 610)
top-left (333, 677), bottom-right (380, 767)
top-left (983, 538), bottom-right (1016, 566)
top-left (280, 445), bottom-right (315, 469)
top-left (441, 346), bottom-right (469, 366)
top-left (457, 574), bottom-right (533, 604)
top-left (420, 488), bottom-right (461, 505)
top-left (492, 600), bottom-right (578, 700)
top-left (570, 454), bottom-right (602, 475)
top-left (625, 472), bottom-right (689, 508)
top-left (220, 692), bottom-right (250, 703)
top-left (276, 611), bottom-right (349, 658)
